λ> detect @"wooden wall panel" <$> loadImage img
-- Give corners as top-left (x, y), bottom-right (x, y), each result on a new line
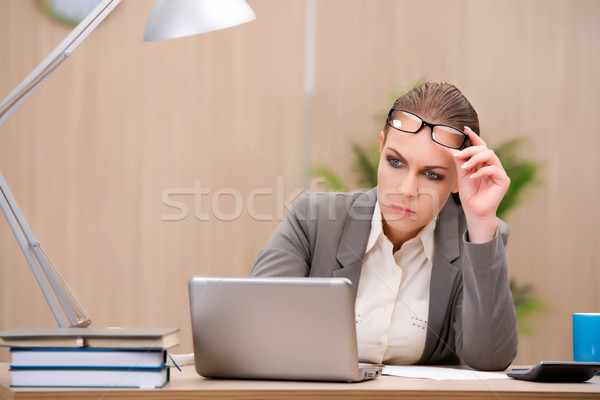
top-left (0, 0), bottom-right (306, 361)
top-left (311, 0), bottom-right (600, 365)
top-left (1, 0), bottom-right (599, 367)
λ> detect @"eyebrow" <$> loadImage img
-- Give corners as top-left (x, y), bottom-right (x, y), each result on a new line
top-left (386, 148), bottom-right (449, 170)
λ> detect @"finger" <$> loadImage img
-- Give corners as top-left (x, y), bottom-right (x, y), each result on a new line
top-left (445, 147), bottom-right (472, 179)
top-left (464, 126), bottom-right (486, 147)
top-left (452, 145), bottom-right (487, 161)
top-left (470, 165), bottom-right (510, 184)
top-left (461, 149), bottom-right (501, 171)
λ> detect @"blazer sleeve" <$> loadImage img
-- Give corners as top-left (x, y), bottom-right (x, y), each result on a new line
top-left (250, 194), bottom-right (312, 277)
top-left (453, 219), bottom-right (519, 371)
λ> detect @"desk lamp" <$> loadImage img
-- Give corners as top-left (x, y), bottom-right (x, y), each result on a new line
top-left (0, 0), bottom-right (256, 328)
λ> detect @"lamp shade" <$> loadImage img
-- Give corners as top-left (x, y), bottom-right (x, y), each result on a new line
top-left (143, 0), bottom-right (256, 42)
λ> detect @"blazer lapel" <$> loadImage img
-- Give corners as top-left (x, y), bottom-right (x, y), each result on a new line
top-left (331, 189), bottom-right (465, 363)
top-left (418, 197), bottom-right (462, 363)
top-left (333, 189), bottom-right (377, 298)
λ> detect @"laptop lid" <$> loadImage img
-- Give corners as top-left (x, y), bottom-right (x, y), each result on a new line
top-left (188, 276), bottom-right (380, 382)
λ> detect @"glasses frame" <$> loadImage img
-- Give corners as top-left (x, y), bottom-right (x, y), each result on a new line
top-left (386, 108), bottom-right (469, 149)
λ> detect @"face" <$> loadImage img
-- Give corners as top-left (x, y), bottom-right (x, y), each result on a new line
top-left (377, 122), bottom-right (459, 244)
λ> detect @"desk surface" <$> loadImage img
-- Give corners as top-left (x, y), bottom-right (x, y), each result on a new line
top-left (1, 363), bottom-right (600, 400)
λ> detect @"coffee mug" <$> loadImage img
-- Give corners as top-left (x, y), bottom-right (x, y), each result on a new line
top-left (573, 313), bottom-right (600, 362)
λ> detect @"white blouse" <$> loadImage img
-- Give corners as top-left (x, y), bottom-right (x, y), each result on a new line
top-left (355, 201), bottom-right (436, 365)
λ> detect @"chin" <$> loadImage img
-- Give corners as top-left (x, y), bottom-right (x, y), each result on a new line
top-left (383, 213), bottom-right (425, 232)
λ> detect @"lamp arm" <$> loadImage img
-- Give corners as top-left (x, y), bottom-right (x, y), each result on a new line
top-left (2, 0), bottom-right (257, 329)
top-left (0, 0), bottom-right (123, 327)
top-left (0, 174), bottom-right (67, 326)
top-left (0, 0), bottom-right (122, 126)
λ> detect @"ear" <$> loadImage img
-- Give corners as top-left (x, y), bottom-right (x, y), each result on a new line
top-left (379, 131), bottom-right (385, 153)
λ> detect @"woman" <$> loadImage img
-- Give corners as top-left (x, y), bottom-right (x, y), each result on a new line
top-left (250, 82), bottom-right (518, 371)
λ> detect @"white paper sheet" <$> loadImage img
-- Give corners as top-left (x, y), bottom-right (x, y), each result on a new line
top-left (383, 365), bottom-right (509, 380)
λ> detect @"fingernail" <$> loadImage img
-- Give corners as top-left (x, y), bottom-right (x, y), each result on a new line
top-left (461, 162), bottom-right (469, 169)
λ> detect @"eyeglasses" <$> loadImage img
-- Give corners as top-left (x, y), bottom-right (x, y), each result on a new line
top-left (386, 108), bottom-right (469, 149)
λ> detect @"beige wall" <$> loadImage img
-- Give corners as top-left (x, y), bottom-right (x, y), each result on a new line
top-left (1, 0), bottom-right (599, 365)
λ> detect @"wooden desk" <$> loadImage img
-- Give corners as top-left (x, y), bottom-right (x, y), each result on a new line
top-left (1, 363), bottom-right (599, 400)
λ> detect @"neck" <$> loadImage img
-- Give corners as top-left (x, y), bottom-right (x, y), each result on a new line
top-left (382, 221), bottom-right (420, 253)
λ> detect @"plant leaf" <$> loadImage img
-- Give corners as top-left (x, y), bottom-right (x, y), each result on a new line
top-left (494, 139), bottom-right (543, 219)
top-left (311, 166), bottom-right (348, 192)
top-left (352, 143), bottom-right (379, 188)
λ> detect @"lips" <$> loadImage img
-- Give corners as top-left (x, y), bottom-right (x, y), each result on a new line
top-left (391, 205), bottom-right (416, 217)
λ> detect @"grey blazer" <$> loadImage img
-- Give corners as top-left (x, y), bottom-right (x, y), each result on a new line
top-left (250, 188), bottom-right (518, 371)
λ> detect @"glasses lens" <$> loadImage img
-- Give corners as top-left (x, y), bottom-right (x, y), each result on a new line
top-left (388, 110), bottom-right (422, 133)
top-left (432, 125), bottom-right (466, 149)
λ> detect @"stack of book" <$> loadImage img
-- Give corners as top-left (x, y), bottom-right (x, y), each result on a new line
top-left (0, 327), bottom-right (179, 388)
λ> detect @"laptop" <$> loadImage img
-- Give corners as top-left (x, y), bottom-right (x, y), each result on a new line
top-left (188, 276), bottom-right (382, 382)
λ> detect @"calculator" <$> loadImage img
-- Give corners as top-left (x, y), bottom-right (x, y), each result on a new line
top-left (507, 361), bottom-right (600, 382)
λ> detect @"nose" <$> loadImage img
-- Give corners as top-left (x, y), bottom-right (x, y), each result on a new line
top-left (397, 173), bottom-right (418, 198)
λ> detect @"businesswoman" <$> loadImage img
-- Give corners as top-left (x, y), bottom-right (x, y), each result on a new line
top-left (250, 82), bottom-right (518, 371)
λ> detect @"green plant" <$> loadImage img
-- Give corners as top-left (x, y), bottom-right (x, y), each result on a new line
top-left (312, 109), bottom-right (544, 335)
top-left (510, 281), bottom-right (545, 336)
top-left (494, 139), bottom-right (543, 220)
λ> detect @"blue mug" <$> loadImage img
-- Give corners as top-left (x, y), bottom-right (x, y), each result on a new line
top-left (573, 313), bottom-right (600, 362)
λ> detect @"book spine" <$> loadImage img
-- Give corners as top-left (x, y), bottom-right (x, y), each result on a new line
top-left (10, 366), bottom-right (170, 388)
top-left (10, 348), bottom-right (166, 368)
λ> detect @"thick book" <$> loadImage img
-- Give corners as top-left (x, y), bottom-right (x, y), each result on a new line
top-left (11, 348), bottom-right (166, 368)
top-left (10, 366), bottom-right (170, 388)
top-left (0, 327), bottom-right (179, 350)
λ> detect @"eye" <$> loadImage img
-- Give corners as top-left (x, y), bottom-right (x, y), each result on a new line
top-left (386, 157), bottom-right (403, 168)
top-left (425, 171), bottom-right (443, 181)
